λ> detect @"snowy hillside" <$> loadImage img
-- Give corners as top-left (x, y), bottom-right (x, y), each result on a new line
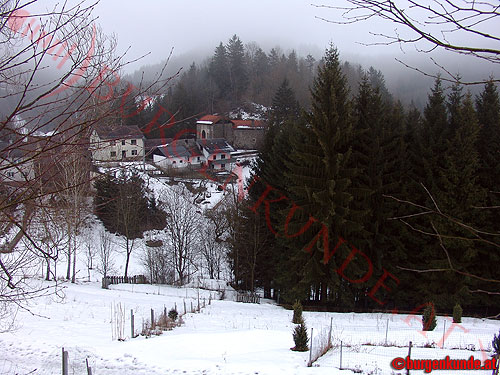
top-left (1, 164), bottom-right (499, 374)
top-left (0, 280), bottom-right (498, 374)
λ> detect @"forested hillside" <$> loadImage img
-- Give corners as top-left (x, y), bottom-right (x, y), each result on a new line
top-left (237, 46), bottom-right (500, 316)
top-left (120, 35), bottom-right (391, 139)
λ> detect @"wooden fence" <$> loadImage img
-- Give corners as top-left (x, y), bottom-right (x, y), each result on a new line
top-left (236, 292), bottom-right (260, 304)
top-left (102, 275), bottom-right (148, 289)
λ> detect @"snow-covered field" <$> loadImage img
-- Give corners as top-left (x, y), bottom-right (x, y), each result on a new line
top-left (0, 280), bottom-right (498, 375)
top-left (1, 165), bottom-right (499, 374)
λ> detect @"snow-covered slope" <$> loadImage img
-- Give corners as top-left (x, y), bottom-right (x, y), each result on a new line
top-left (0, 281), bottom-right (498, 374)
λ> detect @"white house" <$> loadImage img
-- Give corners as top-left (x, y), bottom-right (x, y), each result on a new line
top-left (0, 140), bottom-right (35, 184)
top-left (89, 125), bottom-right (145, 162)
top-left (196, 138), bottom-right (235, 171)
top-left (152, 139), bottom-right (205, 169)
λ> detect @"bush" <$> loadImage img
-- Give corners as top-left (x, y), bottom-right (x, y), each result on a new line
top-left (292, 321), bottom-right (309, 351)
top-left (493, 330), bottom-right (500, 357)
top-left (452, 303), bottom-right (462, 324)
top-left (168, 308), bottom-right (178, 321)
top-left (422, 303), bottom-right (437, 331)
top-left (292, 300), bottom-right (303, 324)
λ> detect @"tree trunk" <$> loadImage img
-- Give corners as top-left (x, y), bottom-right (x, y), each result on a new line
top-left (66, 245), bottom-right (71, 280)
top-left (45, 259), bottom-right (51, 281)
top-left (320, 282), bottom-right (328, 303)
top-left (71, 235), bottom-right (76, 283)
top-left (124, 238), bottom-right (130, 278)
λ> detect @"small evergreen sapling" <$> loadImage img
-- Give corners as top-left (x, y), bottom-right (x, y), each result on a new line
top-left (422, 303), bottom-right (437, 331)
top-left (452, 303), bottom-right (462, 324)
top-left (292, 300), bottom-right (303, 324)
top-left (168, 308), bottom-right (178, 321)
top-left (292, 321), bottom-right (309, 351)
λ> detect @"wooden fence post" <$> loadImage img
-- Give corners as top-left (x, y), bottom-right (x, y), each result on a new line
top-left (407, 341), bottom-right (412, 375)
top-left (151, 309), bottom-right (155, 329)
top-left (62, 347), bottom-right (68, 375)
top-left (86, 358), bottom-right (92, 375)
top-left (385, 319), bottom-right (389, 346)
top-left (328, 317), bottom-right (333, 348)
top-left (130, 309), bottom-right (134, 338)
top-left (308, 327), bottom-right (314, 367)
top-left (339, 341), bottom-right (343, 370)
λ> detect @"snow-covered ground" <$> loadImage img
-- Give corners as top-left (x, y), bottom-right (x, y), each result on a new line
top-left (2, 163), bottom-right (499, 374)
top-left (0, 280), bottom-right (498, 374)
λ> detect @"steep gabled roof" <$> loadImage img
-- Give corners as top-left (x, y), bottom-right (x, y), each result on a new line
top-left (94, 125), bottom-right (144, 140)
top-left (231, 119), bottom-right (265, 129)
top-left (156, 139), bottom-right (202, 159)
top-left (197, 138), bottom-right (234, 154)
top-left (196, 115), bottom-right (228, 125)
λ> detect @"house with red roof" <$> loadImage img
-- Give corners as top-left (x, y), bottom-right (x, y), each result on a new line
top-left (196, 115), bottom-right (266, 150)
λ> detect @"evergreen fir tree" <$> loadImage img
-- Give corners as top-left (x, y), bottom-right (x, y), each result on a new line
top-left (281, 46), bottom-right (360, 305)
top-left (292, 300), bottom-right (304, 324)
top-left (453, 303), bottom-right (462, 323)
top-left (209, 42), bottom-right (230, 98)
top-left (422, 304), bottom-right (437, 331)
top-left (292, 321), bottom-right (309, 351)
top-left (475, 80), bottom-right (500, 225)
top-left (226, 35), bottom-right (248, 102)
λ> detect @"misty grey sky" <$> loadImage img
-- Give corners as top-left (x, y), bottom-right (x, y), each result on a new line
top-left (90, 0), bottom-right (398, 71)
top-left (25, 0), bottom-right (500, 100)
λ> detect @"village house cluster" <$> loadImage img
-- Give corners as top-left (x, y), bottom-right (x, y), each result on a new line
top-left (88, 114), bottom-right (266, 172)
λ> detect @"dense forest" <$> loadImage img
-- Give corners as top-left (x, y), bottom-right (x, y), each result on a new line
top-left (120, 37), bottom-right (499, 316)
top-left (226, 46), bottom-right (499, 316)
top-left (122, 35), bottom-right (391, 139)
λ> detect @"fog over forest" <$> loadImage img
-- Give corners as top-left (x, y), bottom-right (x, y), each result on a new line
top-left (126, 42), bottom-right (500, 110)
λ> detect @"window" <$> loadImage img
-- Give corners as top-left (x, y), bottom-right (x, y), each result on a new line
top-left (110, 140), bottom-right (116, 146)
top-left (180, 160), bottom-right (183, 163)
top-left (221, 154), bottom-right (226, 160)
top-left (221, 163), bottom-right (225, 169)
top-left (110, 151), bottom-right (116, 157)
top-left (172, 161), bottom-right (176, 164)
top-left (131, 139), bottom-right (137, 145)
top-left (131, 150), bottom-right (137, 156)
top-left (212, 155), bottom-right (216, 160)
top-left (202, 130), bottom-right (206, 139)
top-left (122, 150), bottom-right (126, 158)
top-left (121, 140), bottom-right (126, 145)
top-left (7, 171), bottom-right (15, 177)
top-left (197, 157), bottom-right (200, 162)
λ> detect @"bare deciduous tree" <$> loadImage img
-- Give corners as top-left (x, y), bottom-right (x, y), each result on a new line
top-left (0, 0), bottom-right (166, 311)
top-left (96, 229), bottom-right (114, 278)
top-left (317, 0), bottom-right (500, 83)
top-left (160, 186), bottom-right (203, 286)
top-left (385, 185), bottom-right (500, 316)
top-left (142, 242), bottom-right (173, 284)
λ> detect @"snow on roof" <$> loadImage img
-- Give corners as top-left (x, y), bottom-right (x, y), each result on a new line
top-left (197, 138), bottom-right (234, 154)
top-left (231, 119), bottom-right (265, 129)
top-left (95, 125), bottom-right (144, 140)
top-left (197, 121), bottom-right (214, 125)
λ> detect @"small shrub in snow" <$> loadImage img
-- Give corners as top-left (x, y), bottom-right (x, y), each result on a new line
top-left (422, 303), bottom-right (437, 331)
top-left (453, 303), bottom-right (462, 323)
top-left (291, 321), bottom-right (309, 352)
top-left (292, 300), bottom-right (303, 324)
top-left (493, 330), bottom-right (500, 357)
top-left (168, 308), bottom-right (178, 321)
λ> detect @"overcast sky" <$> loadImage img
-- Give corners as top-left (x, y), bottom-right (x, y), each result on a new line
top-left (88, 0), bottom-right (399, 71)
top-left (25, 0), bottom-right (500, 93)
